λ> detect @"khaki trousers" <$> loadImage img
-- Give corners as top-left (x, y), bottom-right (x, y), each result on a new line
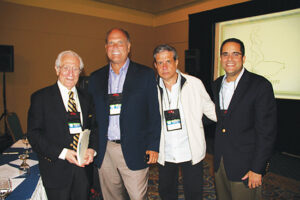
top-left (99, 141), bottom-right (149, 200)
top-left (215, 158), bottom-right (262, 200)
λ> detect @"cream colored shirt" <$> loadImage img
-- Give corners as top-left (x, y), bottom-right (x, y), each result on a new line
top-left (159, 71), bottom-right (192, 163)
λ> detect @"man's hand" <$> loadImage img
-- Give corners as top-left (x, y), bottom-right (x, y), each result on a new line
top-left (242, 170), bottom-right (262, 189)
top-left (65, 149), bottom-right (83, 167)
top-left (146, 150), bottom-right (158, 164)
top-left (81, 148), bottom-right (95, 166)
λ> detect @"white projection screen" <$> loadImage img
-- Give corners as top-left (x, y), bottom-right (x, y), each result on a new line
top-left (214, 8), bottom-right (300, 100)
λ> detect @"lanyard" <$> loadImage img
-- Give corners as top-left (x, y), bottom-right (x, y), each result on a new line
top-left (162, 82), bottom-right (180, 111)
top-left (160, 82), bottom-right (183, 132)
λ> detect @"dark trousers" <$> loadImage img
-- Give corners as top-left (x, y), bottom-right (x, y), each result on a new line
top-left (158, 160), bottom-right (203, 200)
top-left (44, 165), bottom-right (92, 200)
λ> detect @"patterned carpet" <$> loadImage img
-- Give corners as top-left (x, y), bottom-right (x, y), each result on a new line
top-left (90, 154), bottom-right (300, 200)
top-left (148, 161), bottom-right (216, 200)
top-left (147, 156), bottom-right (300, 200)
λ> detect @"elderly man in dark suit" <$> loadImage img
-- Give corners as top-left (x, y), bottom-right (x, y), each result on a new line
top-left (28, 50), bottom-right (98, 200)
top-left (212, 38), bottom-right (277, 200)
top-left (88, 28), bottom-right (161, 200)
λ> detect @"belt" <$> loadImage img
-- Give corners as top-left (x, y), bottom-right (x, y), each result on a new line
top-left (109, 140), bottom-right (121, 144)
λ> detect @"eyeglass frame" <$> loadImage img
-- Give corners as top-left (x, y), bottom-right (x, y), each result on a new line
top-left (221, 52), bottom-right (243, 59)
top-left (59, 65), bottom-right (82, 74)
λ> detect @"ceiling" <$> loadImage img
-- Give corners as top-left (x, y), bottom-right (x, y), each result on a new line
top-left (93, 0), bottom-right (209, 14)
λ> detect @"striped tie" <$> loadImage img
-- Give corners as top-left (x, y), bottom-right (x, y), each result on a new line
top-left (68, 91), bottom-right (80, 151)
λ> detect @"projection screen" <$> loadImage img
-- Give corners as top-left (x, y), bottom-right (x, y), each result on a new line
top-left (214, 8), bottom-right (300, 100)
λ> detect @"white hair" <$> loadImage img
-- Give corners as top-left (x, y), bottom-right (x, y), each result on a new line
top-left (55, 50), bottom-right (84, 70)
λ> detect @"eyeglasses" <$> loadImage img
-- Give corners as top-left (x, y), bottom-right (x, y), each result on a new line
top-left (60, 65), bottom-right (81, 74)
top-left (221, 52), bottom-right (242, 58)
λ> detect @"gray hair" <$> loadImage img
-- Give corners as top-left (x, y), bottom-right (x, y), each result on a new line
top-left (55, 50), bottom-right (84, 70)
top-left (153, 44), bottom-right (178, 62)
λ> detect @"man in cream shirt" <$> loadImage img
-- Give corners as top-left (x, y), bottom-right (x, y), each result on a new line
top-left (154, 44), bottom-right (216, 200)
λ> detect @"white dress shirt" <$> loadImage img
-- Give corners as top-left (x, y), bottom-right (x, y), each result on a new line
top-left (57, 80), bottom-right (82, 160)
top-left (159, 71), bottom-right (192, 163)
top-left (219, 67), bottom-right (245, 110)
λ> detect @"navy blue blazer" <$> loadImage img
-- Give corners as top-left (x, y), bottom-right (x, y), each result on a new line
top-left (88, 61), bottom-right (161, 170)
top-left (212, 69), bottom-right (277, 181)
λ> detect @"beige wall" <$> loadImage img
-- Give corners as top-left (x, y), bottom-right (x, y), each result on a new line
top-left (0, 0), bottom-right (248, 131)
top-left (154, 21), bottom-right (189, 72)
top-left (0, 2), bottom-right (156, 131)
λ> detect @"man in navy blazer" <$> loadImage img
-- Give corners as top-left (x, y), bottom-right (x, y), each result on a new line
top-left (212, 38), bottom-right (277, 200)
top-left (28, 50), bottom-right (98, 200)
top-left (88, 28), bottom-right (161, 200)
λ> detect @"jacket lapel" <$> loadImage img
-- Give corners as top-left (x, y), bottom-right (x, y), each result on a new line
top-left (226, 69), bottom-right (250, 116)
top-left (215, 77), bottom-right (223, 114)
top-left (103, 66), bottom-right (109, 100)
top-left (96, 65), bottom-right (109, 109)
top-left (122, 61), bottom-right (136, 104)
top-left (77, 88), bottom-right (87, 128)
top-left (50, 84), bottom-right (69, 131)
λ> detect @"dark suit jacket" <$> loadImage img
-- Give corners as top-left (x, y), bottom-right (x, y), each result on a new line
top-left (88, 60), bottom-right (161, 170)
top-left (212, 69), bottom-right (277, 181)
top-left (27, 83), bottom-right (98, 188)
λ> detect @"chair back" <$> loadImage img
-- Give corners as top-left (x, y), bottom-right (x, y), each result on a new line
top-left (6, 112), bottom-right (24, 142)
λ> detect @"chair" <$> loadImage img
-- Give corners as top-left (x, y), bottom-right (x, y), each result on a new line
top-left (6, 112), bottom-right (25, 142)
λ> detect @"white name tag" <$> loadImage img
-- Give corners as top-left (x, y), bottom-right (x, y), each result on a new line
top-left (166, 119), bottom-right (182, 131)
top-left (110, 104), bottom-right (122, 115)
top-left (164, 109), bottom-right (182, 131)
top-left (68, 122), bottom-right (82, 134)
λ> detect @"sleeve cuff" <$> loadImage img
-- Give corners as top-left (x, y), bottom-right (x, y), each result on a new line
top-left (59, 148), bottom-right (68, 160)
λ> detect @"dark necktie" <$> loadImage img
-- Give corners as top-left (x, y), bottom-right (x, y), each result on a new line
top-left (68, 91), bottom-right (80, 151)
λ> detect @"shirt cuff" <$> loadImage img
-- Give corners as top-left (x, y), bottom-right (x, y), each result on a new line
top-left (59, 148), bottom-right (68, 160)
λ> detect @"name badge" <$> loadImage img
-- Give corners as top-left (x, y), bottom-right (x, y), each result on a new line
top-left (67, 112), bottom-right (82, 134)
top-left (68, 122), bottom-right (82, 134)
top-left (164, 109), bottom-right (182, 131)
top-left (109, 93), bottom-right (122, 116)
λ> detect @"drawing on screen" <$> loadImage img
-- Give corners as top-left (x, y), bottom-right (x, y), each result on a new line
top-left (245, 27), bottom-right (285, 80)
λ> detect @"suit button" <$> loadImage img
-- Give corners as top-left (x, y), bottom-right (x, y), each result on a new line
top-left (222, 129), bottom-right (226, 133)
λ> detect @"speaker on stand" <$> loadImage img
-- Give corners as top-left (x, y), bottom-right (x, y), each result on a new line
top-left (0, 45), bottom-right (14, 137)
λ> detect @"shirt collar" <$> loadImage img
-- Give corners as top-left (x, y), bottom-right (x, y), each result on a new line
top-left (109, 58), bottom-right (130, 74)
top-left (222, 67), bottom-right (245, 85)
top-left (159, 69), bottom-right (181, 90)
top-left (57, 80), bottom-right (77, 95)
